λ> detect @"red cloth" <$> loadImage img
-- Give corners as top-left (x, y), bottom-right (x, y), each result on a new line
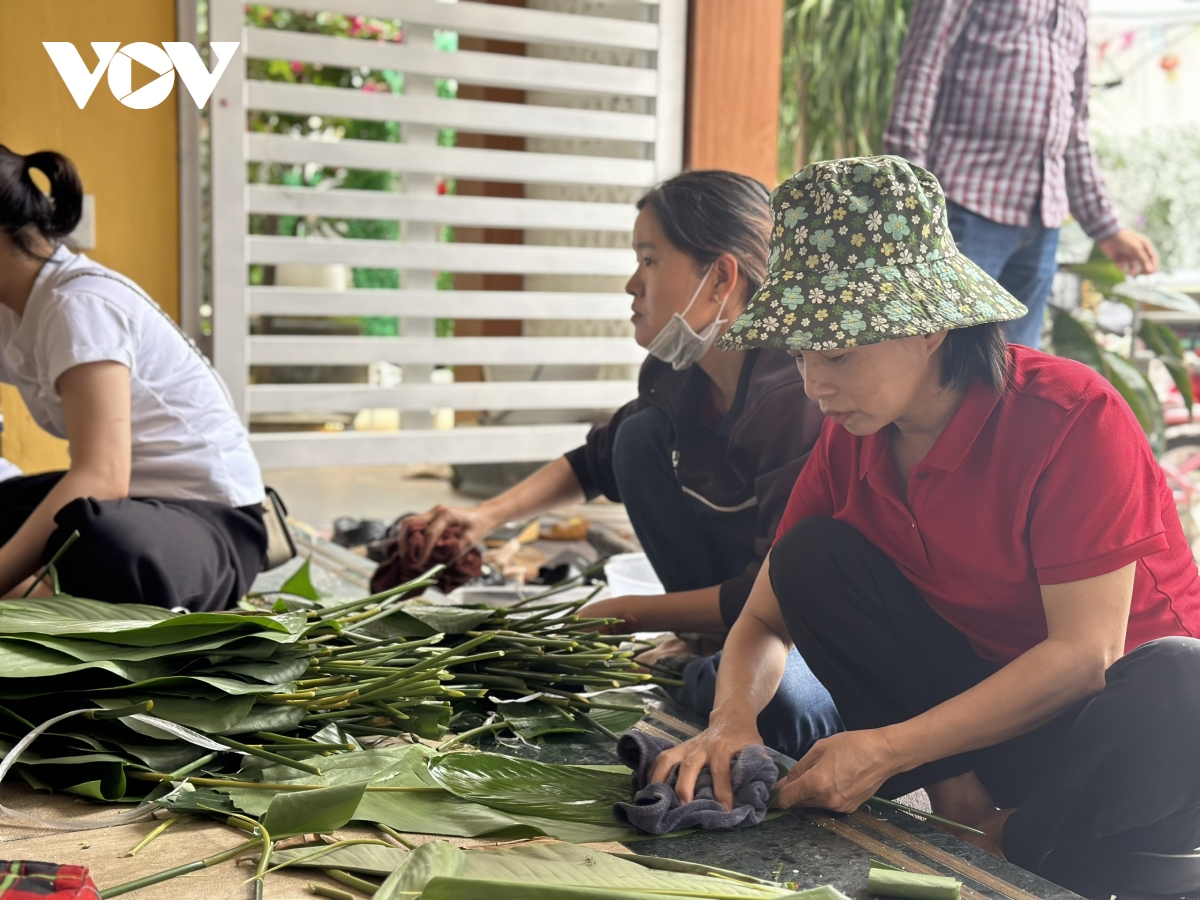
top-left (0, 861), bottom-right (99, 900)
top-left (369, 519), bottom-right (482, 596)
top-left (883, 0), bottom-right (1120, 240)
top-left (775, 346), bottom-right (1200, 664)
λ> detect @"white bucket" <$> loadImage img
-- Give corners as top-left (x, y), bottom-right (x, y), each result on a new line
top-left (604, 552), bottom-right (665, 597)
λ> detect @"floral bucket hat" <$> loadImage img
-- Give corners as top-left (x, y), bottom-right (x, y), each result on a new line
top-left (718, 155), bottom-right (1027, 352)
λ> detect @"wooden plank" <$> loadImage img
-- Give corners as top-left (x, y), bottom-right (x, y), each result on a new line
top-left (248, 288), bottom-right (633, 320)
top-left (687, 0), bottom-right (784, 186)
top-left (275, 0), bottom-right (659, 50)
top-left (250, 424), bottom-right (592, 468)
top-left (245, 28), bottom-right (658, 98)
top-left (247, 380), bottom-right (638, 413)
top-left (247, 82), bottom-right (657, 143)
top-left (209, 0), bottom-right (249, 417)
top-left (249, 335), bottom-right (646, 366)
top-left (247, 186), bottom-right (636, 232)
top-left (247, 133), bottom-right (656, 187)
top-left (248, 236), bottom-right (634, 276)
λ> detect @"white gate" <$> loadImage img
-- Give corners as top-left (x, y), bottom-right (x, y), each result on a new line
top-left (208, 0), bottom-right (687, 470)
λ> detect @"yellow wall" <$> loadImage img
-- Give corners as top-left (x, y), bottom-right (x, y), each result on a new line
top-left (0, 0), bottom-right (181, 473)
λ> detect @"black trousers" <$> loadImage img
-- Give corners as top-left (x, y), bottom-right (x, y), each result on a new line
top-left (0, 472), bottom-right (267, 611)
top-left (772, 517), bottom-right (1200, 897)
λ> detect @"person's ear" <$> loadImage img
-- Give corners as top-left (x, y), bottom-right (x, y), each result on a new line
top-left (922, 329), bottom-right (950, 359)
top-left (712, 253), bottom-right (740, 304)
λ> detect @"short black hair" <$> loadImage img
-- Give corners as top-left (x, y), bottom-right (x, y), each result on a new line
top-left (941, 323), bottom-right (1009, 394)
top-left (0, 145), bottom-right (83, 260)
top-left (636, 170), bottom-right (772, 300)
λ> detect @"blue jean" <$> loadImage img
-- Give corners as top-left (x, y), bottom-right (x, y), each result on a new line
top-left (611, 406), bottom-right (843, 759)
top-left (945, 201), bottom-right (1060, 348)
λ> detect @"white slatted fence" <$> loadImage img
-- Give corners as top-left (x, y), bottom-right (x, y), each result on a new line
top-left (209, 0), bottom-right (687, 469)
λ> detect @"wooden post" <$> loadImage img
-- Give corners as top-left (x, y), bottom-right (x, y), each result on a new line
top-left (685, 0), bottom-right (786, 188)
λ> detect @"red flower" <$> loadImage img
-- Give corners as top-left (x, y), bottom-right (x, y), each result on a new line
top-left (290, 60), bottom-right (304, 75)
top-left (348, 15), bottom-right (365, 36)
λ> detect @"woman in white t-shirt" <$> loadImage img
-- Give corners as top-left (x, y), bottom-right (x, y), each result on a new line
top-left (0, 146), bottom-right (267, 610)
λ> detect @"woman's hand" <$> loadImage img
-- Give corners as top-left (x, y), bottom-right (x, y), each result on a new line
top-left (648, 719), bottom-right (764, 808)
top-left (775, 729), bottom-right (902, 813)
top-left (403, 505), bottom-right (497, 566)
top-left (580, 587), bottom-right (726, 635)
top-left (578, 595), bottom-right (644, 633)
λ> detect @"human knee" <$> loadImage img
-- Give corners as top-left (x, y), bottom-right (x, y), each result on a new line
top-left (772, 516), bottom-right (867, 579)
top-left (1113, 637), bottom-right (1200, 708)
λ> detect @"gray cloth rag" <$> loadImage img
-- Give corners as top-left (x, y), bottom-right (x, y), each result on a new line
top-left (612, 731), bottom-right (777, 835)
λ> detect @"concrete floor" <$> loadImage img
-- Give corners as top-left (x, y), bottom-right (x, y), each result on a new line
top-left (263, 465), bottom-right (632, 537)
top-left (262, 466), bottom-right (463, 533)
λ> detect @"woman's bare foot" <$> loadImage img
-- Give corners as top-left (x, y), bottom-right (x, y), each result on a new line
top-left (925, 771), bottom-right (1012, 857)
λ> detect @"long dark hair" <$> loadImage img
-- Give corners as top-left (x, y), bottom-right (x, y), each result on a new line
top-left (0, 145), bottom-right (84, 260)
top-left (941, 322), bottom-right (1009, 394)
top-left (637, 170), bottom-right (772, 300)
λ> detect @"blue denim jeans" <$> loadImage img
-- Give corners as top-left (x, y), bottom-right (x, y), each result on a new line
top-left (945, 201), bottom-right (1061, 348)
top-left (611, 406), bottom-right (843, 759)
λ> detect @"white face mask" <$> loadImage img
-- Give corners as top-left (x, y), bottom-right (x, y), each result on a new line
top-left (645, 263), bottom-right (728, 371)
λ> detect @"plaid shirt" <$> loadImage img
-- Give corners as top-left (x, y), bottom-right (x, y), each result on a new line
top-left (0, 862), bottom-right (98, 900)
top-left (884, 0), bottom-right (1121, 241)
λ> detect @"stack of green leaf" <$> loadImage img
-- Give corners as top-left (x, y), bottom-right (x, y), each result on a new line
top-left (0, 562), bottom-right (664, 804)
top-left (259, 559), bottom-right (662, 745)
top-left (0, 595), bottom-right (318, 801)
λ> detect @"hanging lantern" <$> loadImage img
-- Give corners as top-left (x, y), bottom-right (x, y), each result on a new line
top-left (1161, 53), bottom-right (1182, 81)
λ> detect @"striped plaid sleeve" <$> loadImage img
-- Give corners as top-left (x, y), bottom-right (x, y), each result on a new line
top-left (1064, 38), bottom-right (1121, 241)
top-left (883, 0), bottom-right (976, 167)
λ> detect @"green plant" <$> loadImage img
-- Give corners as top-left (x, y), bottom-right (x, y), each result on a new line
top-left (244, 5), bottom-right (456, 338)
top-left (1052, 251), bottom-right (1199, 455)
top-left (779, 0), bottom-right (914, 178)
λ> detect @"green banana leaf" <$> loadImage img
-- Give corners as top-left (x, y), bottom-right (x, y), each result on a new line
top-left (214, 701), bottom-right (308, 736)
top-left (362, 606), bottom-right (497, 640)
top-left (0, 596), bottom-right (173, 623)
top-left (426, 752), bottom-right (631, 826)
top-left (0, 674), bottom-right (287, 701)
top-left (277, 558), bottom-right (322, 601)
top-left (498, 691), bottom-right (646, 740)
top-left (204, 747), bottom-right (639, 843)
top-left (271, 842), bottom-right (410, 875)
top-left (374, 841), bottom-right (803, 900)
top-left (0, 604), bottom-right (306, 646)
top-left (0, 631), bottom-right (295, 663)
top-left (94, 694), bottom-right (256, 732)
top-left (260, 780), bottom-right (366, 837)
top-left (0, 643), bottom-right (173, 681)
top-left (201, 656), bottom-right (311, 685)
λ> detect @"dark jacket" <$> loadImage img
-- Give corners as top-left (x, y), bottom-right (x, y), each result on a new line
top-left (564, 349), bottom-right (823, 625)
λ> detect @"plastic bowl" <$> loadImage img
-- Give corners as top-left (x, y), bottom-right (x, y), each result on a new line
top-left (604, 552), bottom-right (665, 597)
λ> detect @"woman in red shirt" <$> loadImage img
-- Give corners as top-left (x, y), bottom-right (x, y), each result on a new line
top-left (655, 156), bottom-right (1200, 898)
